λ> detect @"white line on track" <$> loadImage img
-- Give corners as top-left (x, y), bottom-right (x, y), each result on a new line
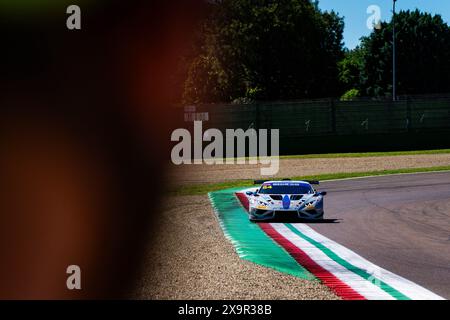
top-left (271, 223), bottom-right (396, 300)
top-left (291, 223), bottom-right (445, 300)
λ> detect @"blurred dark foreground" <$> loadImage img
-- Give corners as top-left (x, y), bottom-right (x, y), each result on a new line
top-left (0, 0), bottom-right (205, 299)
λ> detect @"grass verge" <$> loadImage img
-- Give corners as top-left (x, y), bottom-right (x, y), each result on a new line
top-left (170, 165), bottom-right (450, 196)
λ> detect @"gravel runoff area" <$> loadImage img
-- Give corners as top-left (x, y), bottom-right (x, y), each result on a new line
top-left (169, 154), bottom-right (450, 186)
top-left (132, 195), bottom-right (338, 300)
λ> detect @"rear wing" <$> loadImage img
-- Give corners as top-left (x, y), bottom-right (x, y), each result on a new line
top-left (253, 179), bottom-right (319, 185)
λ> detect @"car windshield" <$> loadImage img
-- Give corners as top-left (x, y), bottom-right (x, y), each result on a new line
top-left (258, 182), bottom-right (313, 195)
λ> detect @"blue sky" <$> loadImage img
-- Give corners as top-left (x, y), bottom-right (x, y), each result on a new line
top-left (318, 0), bottom-right (450, 49)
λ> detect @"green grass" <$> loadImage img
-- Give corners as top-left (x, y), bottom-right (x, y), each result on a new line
top-left (171, 165), bottom-right (450, 196)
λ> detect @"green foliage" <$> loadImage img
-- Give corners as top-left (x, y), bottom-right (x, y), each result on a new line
top-left (246, 86), bottom-right (263, 100)
top-left (183, 0), bottom-right (345, 104)
top-left (340, 88), bottom-right (360, 101)
top-left (338, 47), bottom-right (364, 92)
top-left (183, 6), bottom-right (450, 103)
top-left (354, 10), bottom-right (450, 97)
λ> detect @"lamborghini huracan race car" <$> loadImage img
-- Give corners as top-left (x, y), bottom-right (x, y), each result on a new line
top-left (246, 180), bottom-right (327, 221)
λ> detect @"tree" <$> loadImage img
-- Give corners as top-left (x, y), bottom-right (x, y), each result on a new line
top-left (338, 47), bottom-right (364, 93)
top-left (183, 0), bottom-right (344, 104)
top-left (358, 10), bottom-right (450, 97)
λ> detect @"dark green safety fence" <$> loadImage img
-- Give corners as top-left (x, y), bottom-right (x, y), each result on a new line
top-left (180, 95), bottom-right (450, 155)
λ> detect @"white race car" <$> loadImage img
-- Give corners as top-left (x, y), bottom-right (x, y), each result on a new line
top-left (246, 179), bottom-right (326, 221)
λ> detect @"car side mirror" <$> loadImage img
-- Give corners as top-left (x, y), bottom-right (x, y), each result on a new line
top-left (245, 191), bottom-right (254, 196)
top-left (318, 191), bottom-right (327, 196)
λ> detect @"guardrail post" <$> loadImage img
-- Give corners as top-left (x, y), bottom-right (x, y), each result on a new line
top-left (330, 98), bottom-right (336, 134)
top-left (406, 96), bottom-right (412, 132)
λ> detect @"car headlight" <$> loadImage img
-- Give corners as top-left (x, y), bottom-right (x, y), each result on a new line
top-left (305, 197), bottom-right (320, 206)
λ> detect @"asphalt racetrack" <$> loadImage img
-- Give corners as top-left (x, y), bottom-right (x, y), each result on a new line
top-left (310, 171), bottom-right (450, 299)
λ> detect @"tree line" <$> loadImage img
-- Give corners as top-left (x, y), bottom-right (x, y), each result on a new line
top-left (179, 1), bottom-right (450, 105)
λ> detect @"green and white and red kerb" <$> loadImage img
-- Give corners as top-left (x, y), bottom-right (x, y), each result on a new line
top-left (209, 188), bottom-right (444, 300)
